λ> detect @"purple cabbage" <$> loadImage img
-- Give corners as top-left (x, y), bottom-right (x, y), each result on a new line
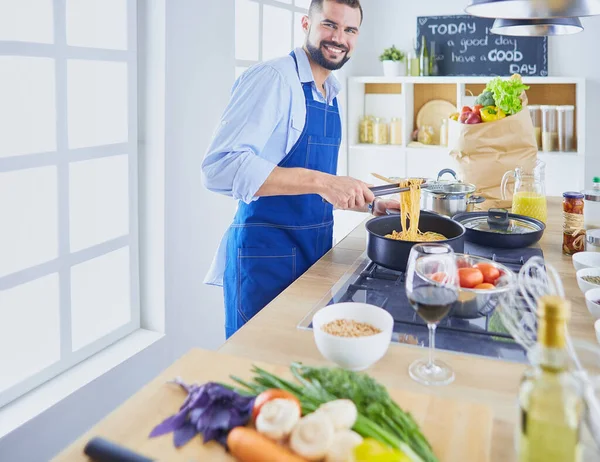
top-left (149, 379), bottom-right (256, 448)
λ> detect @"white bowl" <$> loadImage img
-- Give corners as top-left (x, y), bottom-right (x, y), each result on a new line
top-left (573, 251), bottom-right (600, 272)
top-left (585, 288), bottom-right (600, 319)
top-left (576, 268), bottom-right (600, 294)
top-left (312, 302), bottom-right (393, 371)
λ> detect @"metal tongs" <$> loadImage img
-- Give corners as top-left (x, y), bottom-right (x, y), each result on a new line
top-left (321, 179), bottom-right (430, 205)
top-left (368, 182), bottom-right (431, 197)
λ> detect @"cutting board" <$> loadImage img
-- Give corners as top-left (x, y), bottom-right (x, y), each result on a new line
top-left (53, 349), bottom-right (493, 462)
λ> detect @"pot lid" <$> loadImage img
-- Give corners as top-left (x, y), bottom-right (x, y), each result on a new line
top-left (456, 209), bottom-right (543, 235)
top-left (423, 182), bottom-right (476, 194)
top-left (422, 168), bottom-right (476, 195)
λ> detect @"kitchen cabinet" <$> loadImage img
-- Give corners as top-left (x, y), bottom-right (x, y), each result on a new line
top-left (344, 76), bottom-right (586, 192)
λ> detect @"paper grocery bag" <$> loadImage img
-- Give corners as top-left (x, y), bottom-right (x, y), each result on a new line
top-left (448, 103), bottom-right (538, 210)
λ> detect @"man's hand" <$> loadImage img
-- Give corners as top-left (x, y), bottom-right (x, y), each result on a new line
top-left (371, 198), bottom-right (401, 217)
top-left (318, 175), bottom-right (375, 210)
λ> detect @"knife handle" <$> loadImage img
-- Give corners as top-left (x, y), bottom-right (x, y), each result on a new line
top-left (84, 437), bottom-right (154, 462)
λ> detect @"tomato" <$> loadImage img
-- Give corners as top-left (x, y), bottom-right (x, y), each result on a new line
top-left (461, 106), bottom-right (472, 113)
top-left (458, 267), bottom-right (484, 288)
top-left (474, 283), bottom-right (495, 290)
top-left (251, 389), bottom-right (301, 422)
top-left (430, 272), bottom-right (448, 283)
top-left (474, 263), bottom-right (501, 284)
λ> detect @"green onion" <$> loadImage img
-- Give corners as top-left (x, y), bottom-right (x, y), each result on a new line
top-left (225, 363), bottom-right (438, 462)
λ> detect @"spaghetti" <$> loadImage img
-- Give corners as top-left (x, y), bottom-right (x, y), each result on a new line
top-left (385, 178), bottom-right (447, 242)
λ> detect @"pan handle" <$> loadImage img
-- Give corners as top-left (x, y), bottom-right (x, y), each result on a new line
top-left (468, 195), bottom-right (486, 204)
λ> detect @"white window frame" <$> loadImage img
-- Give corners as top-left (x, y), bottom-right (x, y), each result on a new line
top-left (0, 0), bottom-right (140, 409)
top-left (236, 0), bottom-right (309, 70)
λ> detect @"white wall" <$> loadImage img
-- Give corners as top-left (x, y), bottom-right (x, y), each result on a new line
top-left (0, 1), bottom-right (236, 460)
top-left (350, 0), bottom-right (600, 189)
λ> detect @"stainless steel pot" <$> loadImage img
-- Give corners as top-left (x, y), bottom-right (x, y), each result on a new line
top-left (421, 169), bottom-right (485, 217)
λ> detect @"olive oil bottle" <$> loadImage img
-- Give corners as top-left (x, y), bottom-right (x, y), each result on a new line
top-left (517, 296), bottom-right (583, 462)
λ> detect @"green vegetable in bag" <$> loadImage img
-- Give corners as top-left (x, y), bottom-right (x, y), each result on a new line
top-left (483, 74), bottom-right (529, 115)
top-left (475, 90), bottom-right (495, 107)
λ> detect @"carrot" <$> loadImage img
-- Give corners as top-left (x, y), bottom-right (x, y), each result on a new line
top-left (227, 426), bottom-right (307, 462)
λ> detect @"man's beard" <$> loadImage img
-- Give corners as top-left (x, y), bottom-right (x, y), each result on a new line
top-left (306, 39), bottom-right (350, 71)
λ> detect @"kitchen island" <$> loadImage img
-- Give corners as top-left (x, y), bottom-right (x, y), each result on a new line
top-left (54, 198), bottom-right (597, 461)
top-left (217, 196), bottom-right (596, 461)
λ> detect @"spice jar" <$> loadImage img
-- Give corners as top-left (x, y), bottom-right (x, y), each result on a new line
top-left (358, 115), bottom-right (374, 144)
top-left (373, 117), bottom-right (388, 145)
top-left (563, 191), bottom-right (586, 256)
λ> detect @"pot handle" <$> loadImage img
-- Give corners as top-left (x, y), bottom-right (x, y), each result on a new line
top-left (437, 168), bottom-right (458, 181)
top-left (468, 195), bottom-right (486, 204)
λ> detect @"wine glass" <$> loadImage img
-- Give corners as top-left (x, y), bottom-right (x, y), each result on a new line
top-left (405, 243), bottom-right (459, 386)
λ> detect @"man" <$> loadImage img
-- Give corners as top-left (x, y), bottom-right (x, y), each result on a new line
top-left (202, 0), bottom-right (399, 339)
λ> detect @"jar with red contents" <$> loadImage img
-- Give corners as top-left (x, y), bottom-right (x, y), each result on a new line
top-left (563, 191), bottom-right (585, 255)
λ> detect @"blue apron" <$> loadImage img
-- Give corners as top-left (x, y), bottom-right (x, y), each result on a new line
top-left (223, 51), bottom-right (341, 339)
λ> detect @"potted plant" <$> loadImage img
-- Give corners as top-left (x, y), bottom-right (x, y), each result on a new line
top-left (379, 45), bottom-right (405, 77)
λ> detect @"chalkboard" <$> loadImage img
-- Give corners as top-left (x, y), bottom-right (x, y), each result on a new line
top-left (416, 15), bottom-right (548, 77)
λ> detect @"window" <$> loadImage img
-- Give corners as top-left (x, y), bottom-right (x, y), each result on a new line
top-left (0, 0), bottom-right (139, 408)
top-left (235, 0), bottom-right (309, 77)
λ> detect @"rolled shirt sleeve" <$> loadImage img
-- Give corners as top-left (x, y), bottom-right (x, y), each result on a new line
top-left (202, 65), bottom-right (291, 204)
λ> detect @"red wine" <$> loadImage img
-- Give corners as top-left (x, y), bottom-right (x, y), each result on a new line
top-left (408, 286), bottom-right (457, 323)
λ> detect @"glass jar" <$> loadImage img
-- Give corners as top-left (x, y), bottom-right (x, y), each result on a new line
top-left (389, 117), bottom-right (402, 145)
top-left (528, 105), bottom-right (542, 150)
top-left (563, 191), bottom-right (585, 256)
top-left (373, 117), bottom-right (388, 145)
top-left (440, 118), bottom-right (449, 147)
top-left (557, 105), bottom-right (575, 152)
top-left (358, 115), bottom-right (374, 144)
top-left (417, 125), bottom-right (434, 145)
top-left (408, 50), bottom-right (420, 77)
top-left (541, 105), bottom-right (557, 152)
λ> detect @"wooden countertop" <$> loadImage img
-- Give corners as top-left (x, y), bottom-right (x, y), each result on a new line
top-left (54, 197), bottom-right (597, 461)
top-left (217, 197), bottom-right (596, 462)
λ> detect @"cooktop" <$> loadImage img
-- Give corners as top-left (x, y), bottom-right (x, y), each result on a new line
top-left (298, 242), bottom-right (543, 363)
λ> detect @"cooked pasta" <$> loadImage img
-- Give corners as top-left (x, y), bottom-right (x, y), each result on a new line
top-left (384, 178), bottom-right (447, 242)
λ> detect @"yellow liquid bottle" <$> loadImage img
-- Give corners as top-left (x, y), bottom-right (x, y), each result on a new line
top-left (517, 296), bottom-right (583, 462)
top-left (512, 191), bottom-right (548, 223)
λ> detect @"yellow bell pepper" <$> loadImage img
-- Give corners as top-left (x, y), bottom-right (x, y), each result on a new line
top-left (480, 106), bottom-right (506, 123)
top-left (449, 112), bottom-right (459, 121)
top-left (353, 438), bottom-right (412, 462)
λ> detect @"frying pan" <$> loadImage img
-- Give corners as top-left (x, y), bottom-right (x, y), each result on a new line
top-left (366, 211), bottom-right (466, 272)
top-left (452, 209), bottom-right (545, 249)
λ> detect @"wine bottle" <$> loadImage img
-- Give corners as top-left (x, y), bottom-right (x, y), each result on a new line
top-left (517, 296), bottom-right (583, 462)
top-left (419, 35), bottom-right (429, 77)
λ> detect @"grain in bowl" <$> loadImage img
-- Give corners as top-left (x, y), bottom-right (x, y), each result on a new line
top-left (321, 318), bottom-right (382, 337)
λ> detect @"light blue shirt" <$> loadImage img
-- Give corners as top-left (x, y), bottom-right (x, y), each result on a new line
top-left (202, 47), bottom-right (342, 286)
